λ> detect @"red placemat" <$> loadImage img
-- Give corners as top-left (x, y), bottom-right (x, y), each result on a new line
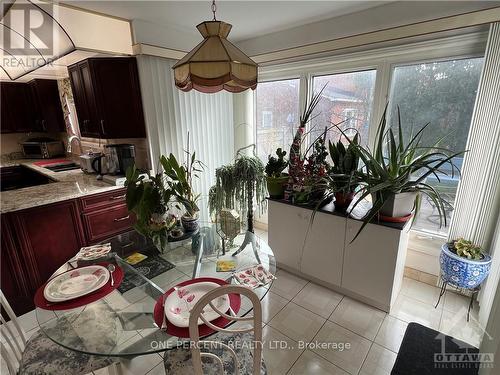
top-left (34, 263), bottom-right (124, 311)
top-left (153, 277), bottom-right (241, 338)
top-left (32, 159), bottom-right (73, 167)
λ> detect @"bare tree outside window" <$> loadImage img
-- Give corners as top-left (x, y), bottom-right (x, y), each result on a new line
top-left (311, 70), bottom-right (376, 145)
top-left (255, 79), bottom-right (300, 162)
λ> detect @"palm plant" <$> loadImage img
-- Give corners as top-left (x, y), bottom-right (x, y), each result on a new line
top-left (342, 106), bottom-right (465, 241)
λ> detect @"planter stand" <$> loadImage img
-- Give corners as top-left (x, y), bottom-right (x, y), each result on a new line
top-left (434, 280), bottom-right (479, 322)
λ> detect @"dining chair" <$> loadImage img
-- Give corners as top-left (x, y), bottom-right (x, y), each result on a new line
top-left (163, 284), bottom-right (266, 374)
top-left (0, 290), bottom-right (121, 375)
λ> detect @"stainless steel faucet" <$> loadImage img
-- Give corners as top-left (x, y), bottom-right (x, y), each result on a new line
top-left (67, 135), bottom-right (82, 154)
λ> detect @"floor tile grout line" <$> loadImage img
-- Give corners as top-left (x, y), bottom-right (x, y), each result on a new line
top-left (358, 340), bottom-right (375, 375)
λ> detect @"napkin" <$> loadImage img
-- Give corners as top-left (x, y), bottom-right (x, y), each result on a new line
top-left (233, 264), bottom-right (276, 289)
top-left (76, 243), bottom-right (112, 261)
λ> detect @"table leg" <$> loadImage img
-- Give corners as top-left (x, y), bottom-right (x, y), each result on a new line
top-left (192, 233), bottom-right (204, 279)
top-left (232, 231), bottom-right (261, 264)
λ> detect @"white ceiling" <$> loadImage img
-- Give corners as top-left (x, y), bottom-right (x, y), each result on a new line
top-left (62, 1), bottom-right (392, 42)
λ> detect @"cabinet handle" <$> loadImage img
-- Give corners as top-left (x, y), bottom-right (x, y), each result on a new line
top-left (114, 215), bottom-right (130, 222)
top-left (41, 120), bottom-right (47, 131)
top-left (110, 194), bottom-right (126, 200)
top-left (100, 120), bottom-right (106, 136)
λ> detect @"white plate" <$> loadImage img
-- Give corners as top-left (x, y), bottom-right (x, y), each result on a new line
top-left (44, 265), bottom-right (110, 302)
top-left (164, 282), bottom-right (230, 327)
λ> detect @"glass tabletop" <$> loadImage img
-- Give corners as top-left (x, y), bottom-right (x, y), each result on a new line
top-left (35, 223), bottom-right (276, 357)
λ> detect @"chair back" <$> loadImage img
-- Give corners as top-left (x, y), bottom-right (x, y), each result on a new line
top-left (188, 285), bottom-right (263, 375)
top-left (0, 290), bottom-right (27, 375)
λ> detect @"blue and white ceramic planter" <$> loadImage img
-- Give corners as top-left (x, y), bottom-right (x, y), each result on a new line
top-left (440, 244), bottom-right (491, 289)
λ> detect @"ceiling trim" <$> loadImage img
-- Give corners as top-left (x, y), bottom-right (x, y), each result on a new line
top-left (252, 6), bottom-right (500, 64)
top-left (132, 43), bottom-right (186, 60)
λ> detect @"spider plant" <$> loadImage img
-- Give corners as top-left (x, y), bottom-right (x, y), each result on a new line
top-left (342, 106), bottom-right (465, 242)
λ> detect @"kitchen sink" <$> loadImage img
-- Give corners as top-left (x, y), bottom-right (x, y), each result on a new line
top-left (44, 162), bottom-right (81, 172)
top-left (0, 165), bottom-right (54, 192)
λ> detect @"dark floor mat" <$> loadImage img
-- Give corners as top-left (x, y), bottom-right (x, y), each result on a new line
top-left (118, 254), bottom-right (175, 293)
top-left (391, 322), bottom-right (480, 375)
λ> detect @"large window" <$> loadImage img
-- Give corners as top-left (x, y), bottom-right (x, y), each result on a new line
top-left (388, 57), bottom-right (484, 235)
top-left (311, 70), bottom-right (376, 145)
top-left (255, 79), bottom-right (300, 162)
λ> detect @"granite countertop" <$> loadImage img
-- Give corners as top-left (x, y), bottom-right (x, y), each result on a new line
top-left (0, 159), bottom-right (123, 213)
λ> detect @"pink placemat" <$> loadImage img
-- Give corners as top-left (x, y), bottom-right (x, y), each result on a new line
top-left (34, 263), bottom-right (124, 311)
top-left (153, 277), bottom-right (241, 338)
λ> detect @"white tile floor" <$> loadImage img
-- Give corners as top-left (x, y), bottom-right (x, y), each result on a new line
top-left (2, 230), bottom-right (484, 375)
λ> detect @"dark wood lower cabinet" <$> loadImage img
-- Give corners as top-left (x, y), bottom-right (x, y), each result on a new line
top-left (1, 188), bottom-right (135, 315)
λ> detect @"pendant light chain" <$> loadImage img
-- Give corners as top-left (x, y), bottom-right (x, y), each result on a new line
top-left (211, 0), bottom-right (217, 21)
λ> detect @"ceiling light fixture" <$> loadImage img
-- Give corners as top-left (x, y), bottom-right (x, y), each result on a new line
top-left (172, 0), bottom-right (258, 93)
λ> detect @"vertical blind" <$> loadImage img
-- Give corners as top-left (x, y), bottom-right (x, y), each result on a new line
top-left (449, 22), bottom-right (500, 248)
top-left (136, 55), bottom-right (234, 219)
top-left (448, 23), bottom-right (500, 323)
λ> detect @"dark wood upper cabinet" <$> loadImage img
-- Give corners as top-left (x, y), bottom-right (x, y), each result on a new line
top-left (0, 82), bottom-right (35, 133)
top-left (0, 79), bottom-right (65, 134)
top-left (28, 79), bottom-right (66, 133)
top-left (68, 57), bottom-right (146, 139)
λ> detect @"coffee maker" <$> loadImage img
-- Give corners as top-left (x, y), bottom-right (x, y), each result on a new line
top-left (92, 144), bottom-right (136, 178)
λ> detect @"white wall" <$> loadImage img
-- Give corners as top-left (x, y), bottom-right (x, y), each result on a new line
top-left (236, 1), bottom-right (499, 56)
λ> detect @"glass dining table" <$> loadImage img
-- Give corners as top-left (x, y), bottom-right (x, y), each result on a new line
top-left (35, 223), bottom-right (276, 357)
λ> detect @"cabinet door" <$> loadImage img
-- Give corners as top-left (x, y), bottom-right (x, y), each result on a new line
top-left (13, 200), bottom-right (86, 284)
top-left (0, 82), bottom-right (36, 133)
top-left (268, 201), bottom-right (309, 270)
top-left (69, 65), bottom-right (90, 137)
top-left (30, 79), bottom-right (66, 133)
top-left (342, 219), bottom-right (408, 311)
top-left (1, 215), bottom-right (35, 316)
top-left (90, 57), bottom-right (146, 138)
top-left (79, 61), bottom-right (101, 137)
top-left (301, 211), bottom-right (345, 286)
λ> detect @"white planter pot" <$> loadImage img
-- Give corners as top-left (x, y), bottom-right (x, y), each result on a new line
top-left (379, 192), bottom-right (417, 217)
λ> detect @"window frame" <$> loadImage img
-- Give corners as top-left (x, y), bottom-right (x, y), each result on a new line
top-left (254, 32), bottom-right (487, 235)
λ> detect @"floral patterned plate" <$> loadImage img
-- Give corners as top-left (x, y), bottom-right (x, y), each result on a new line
top-left (164, 281), bottom-right (230, 327)
top-left (43, 265), bottom-right (110, 302)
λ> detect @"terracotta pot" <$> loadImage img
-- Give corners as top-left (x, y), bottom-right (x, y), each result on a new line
top-left (334, 191), bottom-right (355, 210)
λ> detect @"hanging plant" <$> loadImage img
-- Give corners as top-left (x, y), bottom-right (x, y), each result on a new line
top-left (209, 152), bottom-right (267, 229)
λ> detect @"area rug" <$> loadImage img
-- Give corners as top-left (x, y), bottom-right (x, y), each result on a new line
top-left (391, 322), bottom-right (480, 375)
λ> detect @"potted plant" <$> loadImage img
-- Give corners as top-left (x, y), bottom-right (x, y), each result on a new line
top-left (343, 106), bottom-right (465, 241)
top-left (287, 84), bottom-right (331, 205)
top-left (161, 150), bottom-right (203, 232)
top-left (328, 132), bottom-right (361, 210)
top-left (265, 148), bottom-right (288, 199)
top-left (440, 238), bottom-right (492, 289)
top-left (209, 148), bottom-right (267, 232)
top-left (125, 165), bottom-right (176, 251)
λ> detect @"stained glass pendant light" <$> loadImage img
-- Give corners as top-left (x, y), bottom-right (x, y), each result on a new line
top-left (172, 0), bottom-right (258, 93)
